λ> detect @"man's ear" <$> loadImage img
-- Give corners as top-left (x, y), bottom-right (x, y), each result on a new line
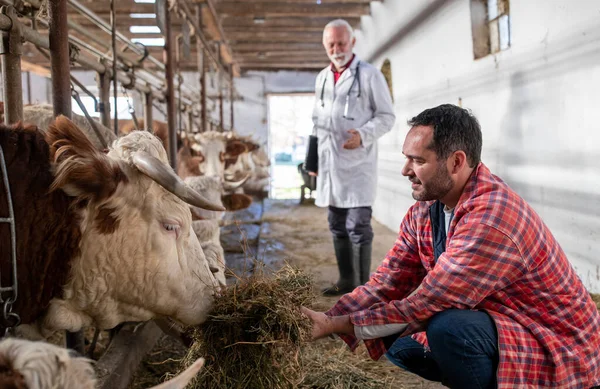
top-left (450, 150), bottom-right (468, 174)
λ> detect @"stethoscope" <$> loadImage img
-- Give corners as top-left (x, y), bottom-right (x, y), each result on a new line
top-left (319, 61), bottom-right (361, 120)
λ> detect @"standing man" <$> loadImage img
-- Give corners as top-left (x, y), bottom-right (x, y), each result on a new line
top-left (312, 19), bottom-right (395, 295)
top-left (302, 104), bottom-right (600, 388)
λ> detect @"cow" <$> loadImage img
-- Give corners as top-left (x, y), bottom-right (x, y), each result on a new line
top-left (0, 117), bottom-right (224, 338)
top-left (0, 337), bottom-right (205, 389)
top-left (0, 103), bottom-right (117, 151)
top-left (224, 135), bottom-right (271, 195)
top-left (184, 176), bottom-right (253, 286)
top-left (177, 131), bottom-right (248, 189)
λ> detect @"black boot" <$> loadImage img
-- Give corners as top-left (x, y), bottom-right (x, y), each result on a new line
top-left (322, 236), bottom-right (357, 296)
top-left (354, 243), bottom-right (372, 285)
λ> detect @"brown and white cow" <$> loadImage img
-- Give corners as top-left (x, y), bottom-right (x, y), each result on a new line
top-left (176, 131), bottom-right (248, 189)
top-left (224, 135), bottom-right (271, 195)
top-left (0, 117), bottom-right (224, 337)
top-left (0, 337), bottom-right (205, 389)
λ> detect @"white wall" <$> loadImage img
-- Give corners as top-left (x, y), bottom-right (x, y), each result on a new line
top-left (355, 0), bottom-right (600, 292)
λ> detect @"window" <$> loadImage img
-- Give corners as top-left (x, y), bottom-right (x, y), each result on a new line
top-left (471, 0), bottom-right (511, 59)
top-left (380, 59), bottom-right (394, 102)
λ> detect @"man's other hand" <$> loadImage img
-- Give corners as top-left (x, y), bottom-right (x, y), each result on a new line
top-left (343, 129), bottom-right (362, 150)
top-left (308, 171), bottom-right (318, 177)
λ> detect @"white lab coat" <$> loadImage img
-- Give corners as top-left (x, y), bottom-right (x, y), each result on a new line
top-left (311, 55), bottom-right (395, 208)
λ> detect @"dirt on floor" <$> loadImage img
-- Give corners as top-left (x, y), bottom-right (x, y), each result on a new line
top-left (129, 199), bottom-right (444, 389)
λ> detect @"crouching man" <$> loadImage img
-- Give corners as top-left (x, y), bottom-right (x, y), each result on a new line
top-left (302, 104), bottom-right (600, 389)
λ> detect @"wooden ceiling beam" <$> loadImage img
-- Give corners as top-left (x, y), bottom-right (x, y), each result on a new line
top-left (215, 2), bottom-right (371, 18)
top-left (220, 16), bottom-right (361, 30)
top-left (232, 42), bottom-right (324, 52)
top-left (227, 31), bottom-right (323, 43)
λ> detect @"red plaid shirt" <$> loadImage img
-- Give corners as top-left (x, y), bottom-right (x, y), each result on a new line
top-left (327, 163), bottom-right (600, 388)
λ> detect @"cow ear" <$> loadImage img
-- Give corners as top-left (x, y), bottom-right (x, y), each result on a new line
top-left (221, 193), bottom-right (252, 211)
top-left (46, 115), bottom-right (128, 202)
top-left (225, 140), bottom-right (247, 158)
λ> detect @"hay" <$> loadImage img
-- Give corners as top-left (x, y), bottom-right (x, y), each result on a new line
top-left (180, 264), bottom-right (317, 388)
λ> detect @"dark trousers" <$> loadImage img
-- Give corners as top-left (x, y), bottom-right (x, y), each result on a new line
top-left (385, 310), bottom-right (499, 389)
top-left (327, 206), bottom-right (373, 245)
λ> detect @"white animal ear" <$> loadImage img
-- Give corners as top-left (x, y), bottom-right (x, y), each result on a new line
top-left (147, 358), bottom-right (205, 389)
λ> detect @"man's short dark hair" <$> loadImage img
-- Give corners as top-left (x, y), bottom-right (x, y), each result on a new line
top-left (408, 104), bottom-right (482, 167)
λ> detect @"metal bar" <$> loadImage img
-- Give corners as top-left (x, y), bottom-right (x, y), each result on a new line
top-left (143, 91), bottom-right (153, 132)
top-left (97, 71), bottom-right (111, 128)
top-left (229, 64), bottom-right (234, 130)
top-left (49, 0), bottom-right (72, 119)
top-left (110, 0), bottom-right (118, 135)
top-left (26, 71), bottom-right (31, 105)
top-left (178, 0), bottom-right (227, 75)
top-left (216, 42), bottom-right (223, 130)
top-left (71, 74), bottom-right (98, 110)
top-left (1, 7), bottom-right (23, 124)
top-left (68, 0), bottom-right (165, 71)
top-left (49, 0), bottom-right (84, 354)
top-left (196, 5), bottom-right (207, 133)
top-left (164, 0), bottom-right (177, 168)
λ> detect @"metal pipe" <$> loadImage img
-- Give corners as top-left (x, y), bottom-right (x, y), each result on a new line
top-left (110, 0), bottom-right (118, 135)
top-left (229, 64), bottom-right (234, 131)
top-left (0, 6), bottom-right (23, 124)
top-left (143, 91), bottom-right (153, 132)
top-left (196, 5), bottom-right (207, 133)
top-left (68, 0), bottom-right (165, 71)
top-left (49, 0), bottom-right (71, 118)
top-left (216, 42), bottom-right (223, 130)
top-left (97, 71), bottom-right (111, 128)
top-left (49, 0), bottom-right (84, 354)
top-left (164, 0), bottom-right (177, 169)
top-left (26, 71), bottom-right (31, 105)
top-left (179, 0), bottom-right (227, 75)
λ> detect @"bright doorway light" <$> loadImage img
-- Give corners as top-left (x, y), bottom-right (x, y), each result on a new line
top-left (131, 37), bottom-right (164, 46)
top-left (130, 26), bottom-right (161, 33)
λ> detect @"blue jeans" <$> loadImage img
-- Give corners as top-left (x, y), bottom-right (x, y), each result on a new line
top-left (385, 309), bottom-right (499, 389)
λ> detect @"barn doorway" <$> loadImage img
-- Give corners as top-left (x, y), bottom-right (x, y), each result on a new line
top-left (267, 93), bottom-right (315, 200)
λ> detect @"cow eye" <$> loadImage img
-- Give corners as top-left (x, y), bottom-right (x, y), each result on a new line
top-left (162, 222), bottom-right (181, 238)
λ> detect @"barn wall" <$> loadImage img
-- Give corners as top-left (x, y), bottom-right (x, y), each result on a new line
top-left (355, 0), bottom-right (600, 291)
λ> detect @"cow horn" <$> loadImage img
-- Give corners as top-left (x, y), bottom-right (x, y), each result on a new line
top-left (147, 357), bottom-right (205, 389)
top-left (222, 173), bottom-right (250, 191)
top-left (132, 151), bottom-right (225, 211)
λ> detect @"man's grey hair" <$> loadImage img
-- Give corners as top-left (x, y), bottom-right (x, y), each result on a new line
top-left (323, 19), bottom-right (354, 40)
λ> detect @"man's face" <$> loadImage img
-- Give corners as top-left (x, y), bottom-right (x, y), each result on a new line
top-left (323, 26), bottom-right (355, 68)
top-left (401, 125), bottom-right (454, 202)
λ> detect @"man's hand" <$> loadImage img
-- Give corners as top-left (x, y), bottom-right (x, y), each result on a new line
top-left (343, 129), bottom-right (362, 150)
top-left (308, 171), bottom-right (318, 177)
top-left (301, 307), bottom-right (353, 340)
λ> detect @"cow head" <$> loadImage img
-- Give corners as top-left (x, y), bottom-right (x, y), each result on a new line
top-left (41, 116), bottom-right (225, 335)
top-left (176, 131), bottom-right (247, 181)
top-left (185, 176), bottom-right (252, 221)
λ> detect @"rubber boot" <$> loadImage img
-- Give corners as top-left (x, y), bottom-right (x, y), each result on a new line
top-left (322, 236), bottom-right (356, 296)
top-left (355, 243), bottom-right (373, 285)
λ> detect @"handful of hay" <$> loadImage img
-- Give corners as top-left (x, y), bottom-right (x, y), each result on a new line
top-left (180, 264), bottom-right (317, 388)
